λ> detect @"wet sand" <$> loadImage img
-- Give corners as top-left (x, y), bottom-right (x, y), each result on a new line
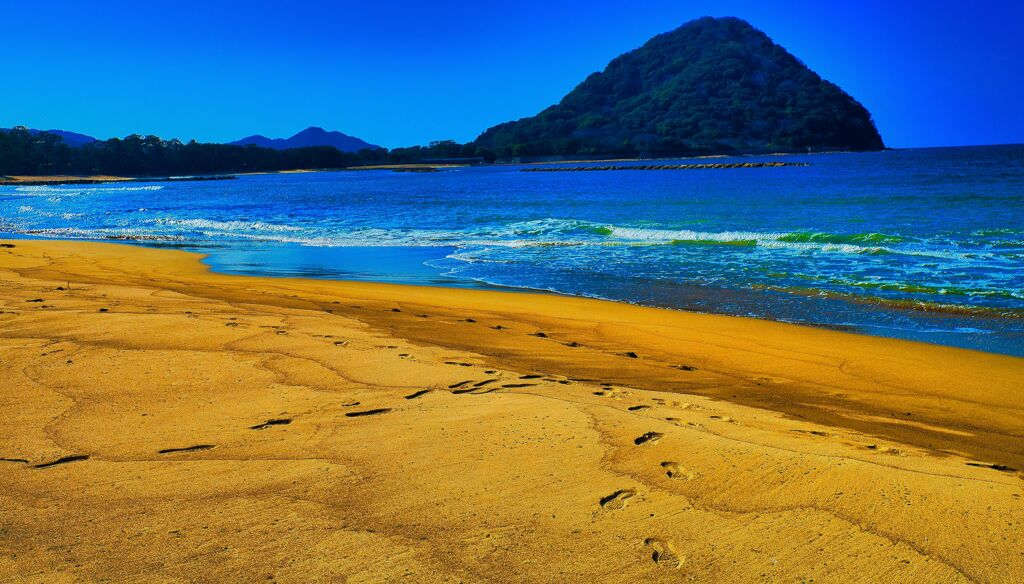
top-left (1, 240), bottom-right (1022, 582)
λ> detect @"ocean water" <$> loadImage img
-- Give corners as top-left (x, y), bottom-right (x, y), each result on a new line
top-left (2, 145), bottom-right (1023, 356)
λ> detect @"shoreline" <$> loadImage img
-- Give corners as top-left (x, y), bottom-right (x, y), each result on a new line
top-left (0, 151), bottom-right (849, 186)
top-left (3, 239), bottom-right (1023, 580)
top-left (0, 174), bottom-right (237, 186)
top-left (2, 229), bottom-right (1021, 357)
top-left (4, 239), bottom-right (1023, 466)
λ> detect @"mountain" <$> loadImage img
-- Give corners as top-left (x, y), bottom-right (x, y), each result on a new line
top-left (1, 127), bottom-right (98, 147)
top-left (35, 129), bottom-right (97, 147)
top-left (229, 127), bottom-right (381, 152)
top-left (474, 16), bottom-right (883, 158)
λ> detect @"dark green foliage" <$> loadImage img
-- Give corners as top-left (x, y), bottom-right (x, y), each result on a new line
top-left (0, 127), bottom-right (493, 176)
top-left (475, 17), bottom-right (884, 158)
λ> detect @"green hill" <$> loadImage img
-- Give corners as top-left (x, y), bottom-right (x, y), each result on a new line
top-left (474, 17), bottom-right (884, 158)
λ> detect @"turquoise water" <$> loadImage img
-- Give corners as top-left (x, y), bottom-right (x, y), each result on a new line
top-left (2, 145), bottom-right (1023, 355)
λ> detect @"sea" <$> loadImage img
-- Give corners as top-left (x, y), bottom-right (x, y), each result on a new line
top-left (2, 145), bottom-right (1022, 356)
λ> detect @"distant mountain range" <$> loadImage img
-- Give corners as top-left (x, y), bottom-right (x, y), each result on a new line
top-left (0, 127), bottom-right (99, 147)
top-left (474, 16), bottom-right (883, 158)
top-left (33, 129), bottom-right (98, 147)
top-left (228, 127), bottom-right (381, 152)
top-left (4, 125), bottom-right (380, 153)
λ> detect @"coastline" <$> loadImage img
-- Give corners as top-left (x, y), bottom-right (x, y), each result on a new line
top-left (0, 150), bottom-right (835, 186)
top-left (0, 174), bottom-right (237, 186)
top-left (2, 239), bottom-right (1023, 581)
top-left (0, 166), bottom-right (463, 185)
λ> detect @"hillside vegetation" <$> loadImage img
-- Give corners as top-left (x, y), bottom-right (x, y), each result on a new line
top-left (475, 17), bottom-right (883, 158)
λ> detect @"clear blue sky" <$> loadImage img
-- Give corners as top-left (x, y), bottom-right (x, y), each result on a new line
top-left (1, 0), bottom-right (1021, 148)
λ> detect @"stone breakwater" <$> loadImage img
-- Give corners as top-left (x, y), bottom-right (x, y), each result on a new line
top-left (521, 161), bottom-right (810, 172)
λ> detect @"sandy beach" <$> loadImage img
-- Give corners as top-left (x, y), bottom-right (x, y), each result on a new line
top-left (1, 239), bottom-right (1022, 582)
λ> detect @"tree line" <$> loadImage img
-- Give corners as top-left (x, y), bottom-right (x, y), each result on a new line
top-left (0, 128), bottom-right (495, 177)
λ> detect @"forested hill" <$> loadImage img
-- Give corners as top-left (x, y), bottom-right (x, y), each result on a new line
top-left (474, 16), bottom-right (884, 158)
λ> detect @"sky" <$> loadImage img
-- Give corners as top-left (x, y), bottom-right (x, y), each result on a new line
top-left (1, 0), bottom-right (1022, 149)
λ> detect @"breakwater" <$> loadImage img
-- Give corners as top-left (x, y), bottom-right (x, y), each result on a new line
top-left (521, 161), bottom-right (809, 172)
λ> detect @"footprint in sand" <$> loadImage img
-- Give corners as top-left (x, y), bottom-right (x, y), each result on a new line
top-left (670, 364), bottom-right (697, 371)
top-left (345, 408), bottom-right (391, 417)
top-left (474, 387), bottom-right (502, 395)
top-left (404, 389), bottom-right (432, 400)
top-left (529, 331), bottom-right (549, 338)
top-left (250, 418), bottom-right (292, 430)
top-left (628, 405), bottom-right (651, 412)
top-left (643, 538), bottom-right (682, 568)
top-left (866, 444), bottom-right (903, 456)
top-left (966, 462), bottom-right (1016, 472)
top-left (491, 325), bottom-right (507, 330)
top-left (660, 462), bottom-right (697, 481)
top-left (33, 455), bottom-right (89, 469)
top-left (634, 432), bottom-right (663, 446)
top-left (792, 429), bottom-right (830, 437)
top-left (619, 351), bottom-right (639, 359)
top-left (664, 416), bottom-right (705, 430)
top-left (449, 379), bottom-right (499, 394)
top-left (599, 489), bottom-right (637, 510)
top-left (158, 445), bottom-right (215, 454)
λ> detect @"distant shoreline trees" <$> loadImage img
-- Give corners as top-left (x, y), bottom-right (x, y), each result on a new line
top-left (0, 129), bottom-right (497, 177)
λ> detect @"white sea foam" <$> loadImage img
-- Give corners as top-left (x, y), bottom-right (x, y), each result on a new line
top-left (153, 218), bottom-right (305, 233)
top-left (11, 185), bottom-right (164, 196)
top-left (607, 226), bottom-right (776, 242)
top-left (601, 225), bottom-right (980, 260)
top-left (21, 226), bottom-right (184, 242)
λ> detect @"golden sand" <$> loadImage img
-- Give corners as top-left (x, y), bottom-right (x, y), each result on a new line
top-left (1, 240), bottom-right (1022, 582)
